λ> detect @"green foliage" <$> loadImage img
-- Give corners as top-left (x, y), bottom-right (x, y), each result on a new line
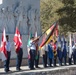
top-left (40, 0), bottom-right (76, 34)
top-left (57, 0), bottom-right (76, 33)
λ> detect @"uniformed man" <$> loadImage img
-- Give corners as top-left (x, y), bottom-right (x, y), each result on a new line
top-left (62, 40), bottom-right (67, 65)
top-left (53, 41), bottom-right (57, 66)
top-left (4, 35), bottom-right (11, 72)
top-left (57, 42), bottom-right (63, 66)
top-left (14, 34), bottom-right (23, 71)
top-left (29, 36), bottom-right (39, 70)
top-left (35, 39), bottom-right (40, 68)
top-left (47, 40), bottom-right (54, 67)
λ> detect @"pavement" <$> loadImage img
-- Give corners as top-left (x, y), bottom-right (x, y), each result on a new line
top-left (0, 63), bottom-right (76, 75)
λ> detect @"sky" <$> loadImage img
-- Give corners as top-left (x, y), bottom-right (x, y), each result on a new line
top-left (0, 0), bottom-right (2, 5)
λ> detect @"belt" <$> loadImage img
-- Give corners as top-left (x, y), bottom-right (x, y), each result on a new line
top-left (30, 49), bottom-right (36, 51)
top-left (7, 51), bottom-right (11, 52)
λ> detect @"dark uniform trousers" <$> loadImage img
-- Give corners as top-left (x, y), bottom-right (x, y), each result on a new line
top-left (57, 48), bottom-right (63, 66)
top-left (53, 51), bottom-right (57, 66)
top-left (54, 56), bottom-right (57, 66)
top-left (73, 49), bottom-right (76, 64)
top-left (59, 58), bottom-right (62, 66)
top-left (49, 58), bottom-right (52, 67)
top-left (73, 54), bottom-right (76, 64)
top-left (16, 48), bottom-right (23, 70)
top-left (62, 56), bottom-right (67, 65)
top-left (69, 57), bottom-right (72, 65)
top-left (4, 51), bottom-right (11, 72)
top-left (30, 49), bottom-right (36, 69)
top-left (35, 51), bottom-right (39, 68)
top-left (28, 59), bottom-right (31, 68)
top-left (43, 51), bottom-right (47, 67)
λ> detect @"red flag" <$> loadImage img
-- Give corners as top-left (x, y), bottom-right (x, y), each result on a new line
top-left (13, 27), bottom-right (22, 53)
top-left (55, 23), bottom-right (58, 37)
top-left (0, 28), bottom-right (7, 61)
top-left (40, 34), bottom-right (46, 48)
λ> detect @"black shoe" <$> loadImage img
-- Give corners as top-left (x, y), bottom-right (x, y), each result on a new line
top-left (4, 69), bottom-right (8, 73)
top-left (50, 65), bottom-right (53, 67)
top-left (16, 69), bottom-right (19, 71)
top-left (30, 68), bottom-right (35, 70)
top-left (53, 65), bottom-right (57, 67)
top-left (19, 68), bottom-right (22, 70)
top-left (64, 64), bottom-right (67, 66)
top-left (36, 66), bottom-right (40, 68)
top-left (60, 64), bottom-right (63, 66)
top-left (69, 63), bottom-right (72, 65)
top-left (5, 70), bottom-right (8, 73)
top-left (16, 68), bottom-right (22, 71)
top-left (16, 68), bottom-right (20, 71)
top-left (8, 70), bottom-right (12, 72)
top-left (44, 66), bottom-right (47, 68)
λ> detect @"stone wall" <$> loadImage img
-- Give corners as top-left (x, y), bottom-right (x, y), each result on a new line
top-left (0, 0), bottom-right (42, 59)
top-left (0, 57), bottom-right (43, 67)
top-left (0, 34), bottom-right (29, 59)
top-left (0, 0), bottom-right (41, 35)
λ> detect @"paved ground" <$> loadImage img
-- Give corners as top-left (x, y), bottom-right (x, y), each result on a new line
top-left (0, 63), bottom-right (76, 75)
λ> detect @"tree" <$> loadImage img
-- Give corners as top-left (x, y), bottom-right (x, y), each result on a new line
top-left (57, 0), bottom-right (76, 33)
top-left (40, 0), bottom-right (76, 34)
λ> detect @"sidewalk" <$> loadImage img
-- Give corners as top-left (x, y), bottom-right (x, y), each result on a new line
top-left (0, 64), bottom-right (76, 75)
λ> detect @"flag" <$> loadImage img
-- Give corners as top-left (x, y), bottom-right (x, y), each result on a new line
top-left (13, 27), bottom-right (22, 53)
top-left (69, 33), bottom-right (72, 58)
top-left (55, 24), bottom-right (58, 37)
top-left (57, 35), bottom-right (61, 42)
top-left (57, 35), bottom-right (62, 49)
top-left (40, 22), bottom-right (58, 48)
top-left (39, 34), bottom-right (46, 48)
top-left (27, 32), bottom-right (33, 47)
top-left (0, 28), bottom-right (7, 61)
top-left (27, 32), bottom-right (33, 59)
top-left (35, 31), bottom-right (37, 38)
top-left (62, 36), bottom-right (66, 50)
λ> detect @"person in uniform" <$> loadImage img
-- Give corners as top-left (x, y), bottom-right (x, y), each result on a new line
top-left (35, 39), bottom-right (40, 68)
top-left (57, 42), bottom-right (63, 66)
top-left (29, 36), bottom-right (39, 70)
top-left (62, 40), bottom-right (67, 65)
top-left (27, 43), bottom-right (31, 68)
top-left (4, 35), bottom-right (11, 72)
top-left (14, 34), bottom-right (23, 71)
top-left (42, 44), bottom-right (48, 68)
top-left (53, 41), bottom-right (57, 66)
top-left (47, 40), bottom-right (54, 67)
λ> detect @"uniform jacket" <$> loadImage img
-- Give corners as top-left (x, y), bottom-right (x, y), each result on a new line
top-left (48, 44), bottom-right (54, 59)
